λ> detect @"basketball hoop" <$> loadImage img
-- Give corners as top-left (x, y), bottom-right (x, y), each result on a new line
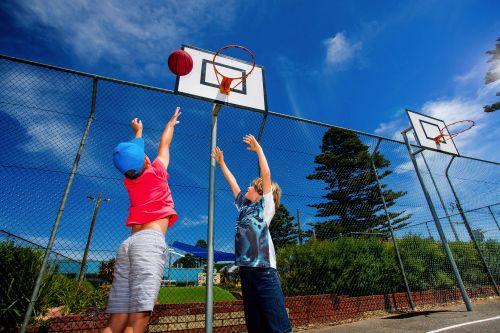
top-left (433, 120), bottom-right (475, 144)
top-left (212, 45), bottom-right (256, 95)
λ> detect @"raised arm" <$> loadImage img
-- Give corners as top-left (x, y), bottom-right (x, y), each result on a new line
top-left (211, 147), bottom-right (241, 198)
top-left (157, 107), bottom-right (181, 168)
top-left (244, 134), bottom-right (271, 194)
top-left (131, 118), bottom-right (143, 139)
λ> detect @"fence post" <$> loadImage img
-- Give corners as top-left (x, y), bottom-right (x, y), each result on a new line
top-left (401, 128), bottom-right (472, 311)
top-left (420, 153), bottom-right (460, 241)
top-left (445, 157), bottom-right (499, 296)
top-left (21, 77), bottom-right (99, 332)
top-left (370, 138), bottom-right (415, 310)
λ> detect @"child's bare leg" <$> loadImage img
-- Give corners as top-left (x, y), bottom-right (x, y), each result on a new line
top-left (102, 313), bottom-right (128, 333)
top-left (124, 312), bottom-right (151, 333)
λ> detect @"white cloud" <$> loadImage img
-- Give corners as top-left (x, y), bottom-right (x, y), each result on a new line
top-left (0, 66), bottom-right (109, 177)
top-left (178, 214), bottom-right (208, 228)
top-left (453, 63), bottom-right (483, 84)
top-left (9, 0), bottom-right (237, 78)
top-left (393, 161), bottom-right (415, 174)
top-left (374, 112), bottom-right (408, 140)
top-left (277, 56), bottom-right (318, 145)
top-left (323, 32), bottom-right (362, 69)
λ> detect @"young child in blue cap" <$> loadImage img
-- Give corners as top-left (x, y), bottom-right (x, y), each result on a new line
top-left (103, 107), bottom-right (181, 333)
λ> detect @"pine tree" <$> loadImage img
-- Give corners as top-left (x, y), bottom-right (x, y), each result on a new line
top-left (306, 127), bottom-right (410, 240)
top-left (484, 37), bottom-right (499, 113)
top-left (270, 204), bottom-right (298, 250)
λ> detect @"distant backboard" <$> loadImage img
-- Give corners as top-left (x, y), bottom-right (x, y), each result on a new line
top-left (406, 110), bottom-right (459, 155)
top-left (174, 45), bottom-right (267, 112)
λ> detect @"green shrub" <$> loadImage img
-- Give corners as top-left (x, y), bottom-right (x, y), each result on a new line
top-left (0, 241), bottom-right (45, 330)
top-left (480, 240), bottom-right (500, 281)
top-left (277, 236), bottom-right (500, 297)
top-left (398, 236), bottom-right (455, 291)
top-left (39, 274), bottom-right (107, 315)
top-left (277, 237), bottom-right (401, 296)
top-left (449, 241), bottom-right (489, 287)
top-left (0, 242), bottom-right (107, 330)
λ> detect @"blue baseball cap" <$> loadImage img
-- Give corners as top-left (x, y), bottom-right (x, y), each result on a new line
top-left (113, 138), bottom-right (145, 176)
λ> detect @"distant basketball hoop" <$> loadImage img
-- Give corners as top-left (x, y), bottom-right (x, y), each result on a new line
top-left (212, 45), bottom-right (256, 95)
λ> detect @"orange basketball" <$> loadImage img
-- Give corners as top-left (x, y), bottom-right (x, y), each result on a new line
top-left (168, 50), bottom-right (193, 76)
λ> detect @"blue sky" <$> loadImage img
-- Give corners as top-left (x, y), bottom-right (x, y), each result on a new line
top-left (1, 0), bottom-right (498, 139)
top-left (0, 0), bottom-right (499, 265)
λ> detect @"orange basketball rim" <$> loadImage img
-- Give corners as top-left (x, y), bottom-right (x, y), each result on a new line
top-left (212, 45), bottom-right (256, 95)
top-left (434, 120), bottom-right (475, 144)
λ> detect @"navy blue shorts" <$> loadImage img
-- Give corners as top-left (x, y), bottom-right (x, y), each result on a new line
top-left (239, 267), bottom-right (292, 333)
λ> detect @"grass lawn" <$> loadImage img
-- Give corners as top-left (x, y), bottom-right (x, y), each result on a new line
top-left (157, 286), bottom-right (236, 304)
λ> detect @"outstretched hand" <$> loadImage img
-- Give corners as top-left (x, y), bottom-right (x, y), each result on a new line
top-left (131, 118), bottom-right (143, 132)
top-left (211, 146), bottom-right (224, 165)
top-left (243, 134), bottom-right (261, 152)
top-left (168, 107), bottom-right (182, 127)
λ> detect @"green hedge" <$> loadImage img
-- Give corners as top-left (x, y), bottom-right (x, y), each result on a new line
top-left (277, 236), bottom-right (500, 297)
top-left (2, 236), bottom-right (498, 329)
top-left (0, 242), bottom-right (106, 330)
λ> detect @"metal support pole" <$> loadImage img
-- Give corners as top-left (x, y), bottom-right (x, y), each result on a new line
top-left (167, 241), bottom-right (174, 286)
top-left (205, 103), bottom-right (221, 333)
top-left (402, 128), bottom-right (472, 311)
top-left (445, 157), bottom-right (499, 296)
top-left (256, 112), bottom-right (268, 142)
top-left (78, 193), bottom-right (104, 282)
top-left (296, 209), bottom-right (303, 245)
top-left (487, 206), bottom-right (500, 232)
top-left (370, 138), bottom-right (415, 310)
top-left (420, 153), bottom-right (460, 241)
top-left (425, 221), bottom-right (434, 240)
top-left (21, 78), bottom-right (99, 332)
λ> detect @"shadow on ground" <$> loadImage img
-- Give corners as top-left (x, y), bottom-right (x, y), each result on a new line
top-left (382, 310), bottom-right (466, 319)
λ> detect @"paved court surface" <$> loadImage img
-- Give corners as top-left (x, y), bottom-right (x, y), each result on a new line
top-left (302, 297), bottom-right (500, 333)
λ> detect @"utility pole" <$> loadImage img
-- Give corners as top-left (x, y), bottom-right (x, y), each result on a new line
top-left (78, 193), bottom-right (110, 283)
top-left (296, 209), bottom-right (303, 245)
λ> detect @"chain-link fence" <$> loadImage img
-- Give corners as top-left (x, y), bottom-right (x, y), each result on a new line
top-left (1, 54), bottom-right (499, 331)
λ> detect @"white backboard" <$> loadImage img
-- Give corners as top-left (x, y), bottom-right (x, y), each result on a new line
top-left (406, 110), bottom-right (459, 155)
top-left (174, 45), bottom-right (267, 112)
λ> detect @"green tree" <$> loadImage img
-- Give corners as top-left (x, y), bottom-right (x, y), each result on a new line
top-left (173, 253), bottom-right (199, 268)
top-left (484, 37), bottom-right (499, 113)
top-left (270, 204), bottom-right (298, 250)
top-left (173, 240), bottom-right (208, 268)
top-left (195, 239), bottom-right (208, 248)
top-left (306, 127), bottom-right (410, 240)
top-left (195, 239), bottom-right (208, 267)
top-left (98, 258), bottom-right (115, 284)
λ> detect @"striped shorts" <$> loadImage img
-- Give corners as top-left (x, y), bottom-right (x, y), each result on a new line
top-left (106, 229), bottom-right (167, 313)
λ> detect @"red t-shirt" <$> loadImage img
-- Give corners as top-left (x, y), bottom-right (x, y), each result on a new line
top-left (124, 157), bottom-right (178, 227)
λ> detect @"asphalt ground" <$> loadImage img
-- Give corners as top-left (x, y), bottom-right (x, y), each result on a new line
top-left (300, 297), bottom-right (500, 333)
